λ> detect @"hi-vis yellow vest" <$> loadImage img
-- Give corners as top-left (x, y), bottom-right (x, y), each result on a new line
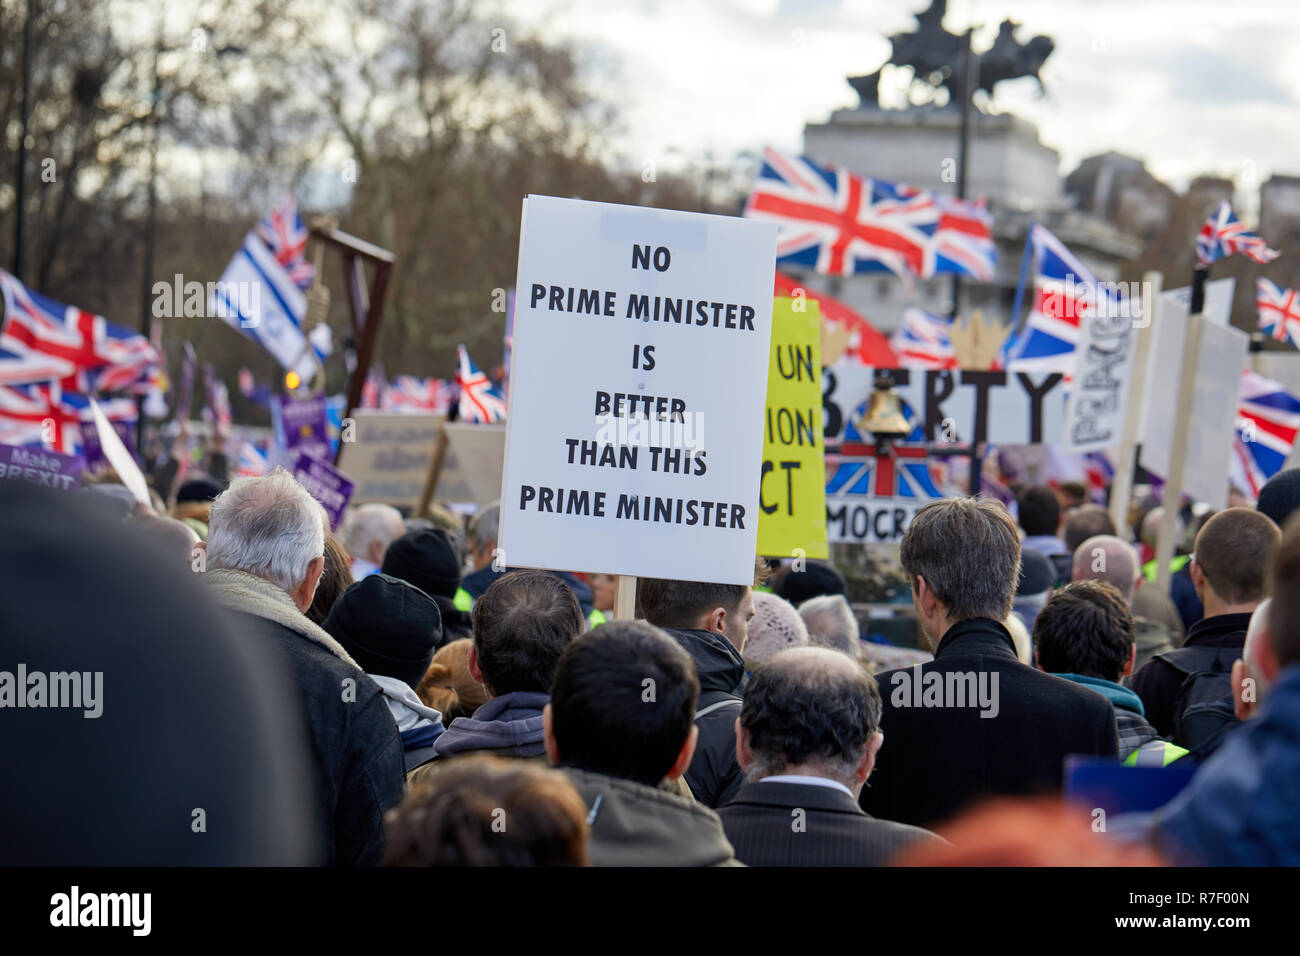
top-left (455, 586), bottom-right (606, 629)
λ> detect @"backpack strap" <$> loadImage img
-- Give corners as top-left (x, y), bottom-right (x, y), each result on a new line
top-left (695, 691), bottom-right (742, 722)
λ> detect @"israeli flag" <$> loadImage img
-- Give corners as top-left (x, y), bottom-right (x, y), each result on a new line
top-left (209, 232), bottom-right (319, 382)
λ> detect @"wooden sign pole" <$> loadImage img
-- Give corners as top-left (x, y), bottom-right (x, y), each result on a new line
top-left (614, 574), bottom-right (637, 620)
top-left (1154, 267), bottom-right (1207, 597)
top-left (1108, 270), bottom-right (1162, 536)
top-left (415, 425), bottom-right (450, 518)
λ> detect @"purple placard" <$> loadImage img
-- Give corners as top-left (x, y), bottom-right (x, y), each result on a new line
top-left (80, 419), bottom-right (137, 473)
top-left (277, 396), bottom-right (331, 462)
top-left (0, 444), bottom-right (85, 492)
top-left (292, 452), bottom-right (354, 530)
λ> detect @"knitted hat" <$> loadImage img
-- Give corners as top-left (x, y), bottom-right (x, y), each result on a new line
top-left (323, 574), bottom-right (443, 690)
top-left (1017, 547), bottom-right (1055, 596)
top-left (776, 560), bottom-right (847, 606)
top-left (1258, 467), bottom-right (1300, 529)
top-left (417, 638), bottom-right (489, 720)
top-left (381, 528), bottom-right (462, 600)
top-left (176, 477), bottom-right (226, 504)
top-left (744, 592), bottom-right (810, 667)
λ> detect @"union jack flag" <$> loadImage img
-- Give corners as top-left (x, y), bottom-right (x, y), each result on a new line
top-left (237, 440), bottom-right (270, 477)
top-left (931, 193), bottom-right (996, 282)
top-left (257, 195), bottom-right (315, 290)
top-left (825, 395), bottom-right (941, 498)
top-left (891, 308), bottom-right (958, 370)
top-left (745, 148), bottom-right (995, 283)
top-left (1197, 202), bottom-right (1280, 266)
top-left (456, 345), bottom-right (506, 423)
top-left (1084, 450), bottom-right (1114, 503)
top-left (0, 382), bottom-right (75, 451)
top-left (389, 376), bottom-right (454, 414)
top-left (1004, 224), bottom-right (1124, 374)
top-left (360, 369), bottom-right (388, 410)
top-left (1257, 278), bottom-right (1300, 348)
top-left (1230, 371), bottom-right (1300, 499)
top-left (0, 269), bottom-right (158, 388)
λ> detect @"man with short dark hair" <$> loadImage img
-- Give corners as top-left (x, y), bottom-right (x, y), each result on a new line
top-left (1018, 484), bottom-right (1065, 556)
top-left (420, 569), bottom-right (583, 764)
top-left (1140, 518), bottom-right (1300, 865)
top-left (860, 498), bottom-right (1118, 828)
top-left (638, 570), bottom-right (758, 807)
top-left (1257, 467), bottom-right (1300, 529)
top-left (544, 621), bottom-right (739, 866)
top-left (1034, 581), bottom-right (1187, 766)
top-left (1131, 508), bottom-right (1280, 743)
top-left (718, 647), bottom-right (940, 865)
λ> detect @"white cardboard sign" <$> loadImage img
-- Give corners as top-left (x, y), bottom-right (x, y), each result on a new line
top-left (1139, 292), bottom-right (1248, 509)
top-left (499, 195), bottom-right (778, 585)
top-left (1061, 306), bottom-right (1138, 453)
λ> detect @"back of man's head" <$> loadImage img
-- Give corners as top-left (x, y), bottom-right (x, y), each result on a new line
top-left (900, 497), bottom-right (1021, 622)
top-left (740, 647), bottom-right (881, 788)
top-left (468, 503), bottom-right (501, 560)
top-left (548, 620), bottom-right (699, 786)
top-left (798, 593), bottom-right (859, 657)
top-left (341, 503), bottom-right (404, 563)
top-left (205, 469), bottom-right (326, 594)
top-left (472, 569), bottom-right (583, 695)
top-left (1071, 534), bottom-right (1139, 603)
top-left (1268, 522), bottom-right (1300, 668)
top-left (1063, 504), bottom-right (1117, 556)
top-left (637, 576), bottom-right (748, 631)
top-left (1193, 507), bottom-right (1280, 607)
top-left (1258, 468), bottom-right (1300, 530)
top-left (1032, 580), bottom-right (1134, 682)
top-left (1017, 485), bottom-right (1061, 538)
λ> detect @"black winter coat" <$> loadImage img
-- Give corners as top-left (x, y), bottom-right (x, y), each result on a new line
top-left (228, 609), bottom-right (406, 865)
top-left (664, 627), bottom-right (747, 808)
top-left (859, 617), bottom-right (1119, 828)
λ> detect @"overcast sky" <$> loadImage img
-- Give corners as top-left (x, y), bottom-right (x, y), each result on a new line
top-left (514, 0), bottom-right (1300, 197)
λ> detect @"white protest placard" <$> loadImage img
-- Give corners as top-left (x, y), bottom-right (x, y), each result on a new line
top-left (823, 363), bottom-right (1068, 445)
top-left (1061, 306), bottom-right (1138, 453)
top-left (1137, 278), bottom-right (1235, 441)
top-left (1140, 309), bottom-right (1248, 510)
top-left (826, 497), bottom-right (922, 544)
top-left (499, 195), bottom-right (777, 585)
top-left (89, 398), bottom-right (151, 508)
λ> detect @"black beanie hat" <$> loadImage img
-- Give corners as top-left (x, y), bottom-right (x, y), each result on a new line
top-left (1257, 468), bottom-right (1300, 530)
top-left (777, 560), bottom-right (847, 606)
top-left (176, 477), bottom-right (226, 504)
top-left (381, 528), bottom-right (462, 599)
top-left (1017, 547), bottom-right (1055, 596)
top-left (323, 574), bottom-right (443, 690)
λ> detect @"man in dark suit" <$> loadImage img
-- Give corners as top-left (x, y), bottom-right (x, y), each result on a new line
top-left (717, 646), bottom-right (940, 866)
top-left (859, 497), bottom-right (1119, 829)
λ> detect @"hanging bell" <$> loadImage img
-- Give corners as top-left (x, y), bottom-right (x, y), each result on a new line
top-left (858, 381), bottom-right (911, 439)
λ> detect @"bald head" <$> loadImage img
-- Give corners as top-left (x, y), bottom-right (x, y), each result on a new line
top-left (1071, 534), bottom-right (1139, 603)
top-left (737, 645), bottom-right (882, 792)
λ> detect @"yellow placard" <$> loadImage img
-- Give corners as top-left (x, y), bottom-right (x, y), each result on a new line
top-left (757, 297), bottom-right (828, 560)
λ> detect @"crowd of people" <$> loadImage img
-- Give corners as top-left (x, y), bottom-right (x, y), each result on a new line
top-left (4, 456), bottom-right (1300, 867)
